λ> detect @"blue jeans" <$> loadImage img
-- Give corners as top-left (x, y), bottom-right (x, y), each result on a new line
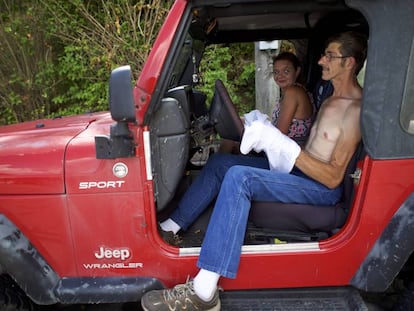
top-left (170, 153), bottom-right (342, 279)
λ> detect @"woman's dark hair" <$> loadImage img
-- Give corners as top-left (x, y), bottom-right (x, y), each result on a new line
top-left (273, 52), bottom-right (301, 70)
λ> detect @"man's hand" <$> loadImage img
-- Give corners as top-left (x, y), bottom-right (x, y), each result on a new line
top-left (240, 120), bottom-right (301, 173)
top-left (240, 120), bottom-right (267, 154)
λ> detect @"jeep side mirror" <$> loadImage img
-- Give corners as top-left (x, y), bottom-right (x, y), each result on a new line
top-left (109, 65), bottom-right (136, 123)
top-left (95, 65), bottom-right (136, 159)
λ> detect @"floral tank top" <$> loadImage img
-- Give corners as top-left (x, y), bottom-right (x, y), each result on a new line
top-left (271, 97), bottom-right (314, 141)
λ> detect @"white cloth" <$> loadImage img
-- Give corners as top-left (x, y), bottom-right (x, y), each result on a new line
top-left (243, 109), bottom-right (272, 127)
top-left (240, 117), bottom-right (301, 173)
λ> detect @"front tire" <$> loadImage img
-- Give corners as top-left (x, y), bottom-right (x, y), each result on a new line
top-left (393, 282), bottom-right (414, 311)
top-left (0, 274), bottom-right (35, 311)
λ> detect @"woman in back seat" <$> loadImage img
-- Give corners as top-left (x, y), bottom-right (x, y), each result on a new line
top-left (220, 52), bottom-right (314, 153)
top-left (270, 52), bottom-right (314, 145)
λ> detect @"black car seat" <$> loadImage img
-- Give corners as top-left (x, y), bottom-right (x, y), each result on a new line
top-left (150, 95), bottom-right (190, 211)
top-left (166, 85), bottom-right (194, 123)
top-left (313, 79), bottom-right (334, 112)
top-left (248, 142), bottom-right (365, 242)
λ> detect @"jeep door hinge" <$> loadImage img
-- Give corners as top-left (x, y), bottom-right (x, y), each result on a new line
top-left (350, 167), bottom-right (362, 186)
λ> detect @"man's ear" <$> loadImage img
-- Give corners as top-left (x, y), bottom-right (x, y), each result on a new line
top-left (346, 56), bottom-right (357, 71)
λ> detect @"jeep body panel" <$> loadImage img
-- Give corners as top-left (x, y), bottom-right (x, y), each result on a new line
top-left (0, 0), bottom-right (414, 307)
top-left (0, 113), bottom-right (106, 195)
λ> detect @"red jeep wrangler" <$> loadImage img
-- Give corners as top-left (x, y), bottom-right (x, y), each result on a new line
top-left (1, 0), bottom-right (414, 310)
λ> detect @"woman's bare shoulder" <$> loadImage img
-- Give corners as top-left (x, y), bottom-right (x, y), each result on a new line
top-left (285, 84), bottom-right (308, 94)
top-left (284, 85), bottom-right (310, 103)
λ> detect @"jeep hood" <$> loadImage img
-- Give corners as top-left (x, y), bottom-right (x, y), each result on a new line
top-left (0, 112), bottom-right (110, 195)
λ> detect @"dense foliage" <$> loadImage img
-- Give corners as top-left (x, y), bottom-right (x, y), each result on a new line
top-left (0, 0), bottom-right (173, 125)
top-left (197, 43), bottom-right (256, 115)
top-left (0, 0), bottom-right (256, 125)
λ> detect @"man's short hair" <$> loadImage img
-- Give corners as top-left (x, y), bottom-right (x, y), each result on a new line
top-left (326, 31), bottom-right (368, 75)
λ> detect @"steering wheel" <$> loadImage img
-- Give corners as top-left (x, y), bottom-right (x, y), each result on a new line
top-left (209, 79), bottom-right (244, 141)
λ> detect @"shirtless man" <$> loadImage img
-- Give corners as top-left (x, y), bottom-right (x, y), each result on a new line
top-left (299, 32), bottom-right (366, 189)
top-left (141, 31), bottom-right (368, 311)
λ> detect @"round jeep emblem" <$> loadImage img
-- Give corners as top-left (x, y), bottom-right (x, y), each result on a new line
top-left (113, 162), bottom-right (128, 178)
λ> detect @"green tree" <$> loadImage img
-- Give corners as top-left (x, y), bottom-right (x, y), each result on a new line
top-left (39, 0), bottom-right (173, 117)
top-left (0, 0), bottom-right (255, 125)
top-left (0, 1), bottom-right (55, 124)
top-left (198, 42), bottom-right (256, 115)
top-left (0, 0), bottom-right (173, 125)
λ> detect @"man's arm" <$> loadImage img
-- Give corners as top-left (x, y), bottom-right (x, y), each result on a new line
top-left (295, 146), bottom-right (355, 189)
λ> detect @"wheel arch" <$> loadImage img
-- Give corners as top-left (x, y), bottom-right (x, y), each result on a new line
top-left (350, 193), bottom-right (414, 292)
top-left (0, 214), bottom-right (60, 304)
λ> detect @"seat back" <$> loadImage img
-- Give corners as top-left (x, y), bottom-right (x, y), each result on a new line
top-left (313, 79), bottom-right (334, 112)
top-left (192, 90), bottom-right (208, 118)
top-left (341, 142), bottom-right (365, 211)
top-left (165, 85), bottom-right (193, 123)
top-left (150, 97), bottom-right (190, 211)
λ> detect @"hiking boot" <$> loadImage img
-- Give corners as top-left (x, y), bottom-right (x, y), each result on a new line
top-left (158, 224), bottom-right (182, 246)
top-left (141, 280), bottom-right (220, 311)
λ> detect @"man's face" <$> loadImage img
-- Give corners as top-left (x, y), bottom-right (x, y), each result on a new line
top-left (318, 42), bottom-right (349, 81)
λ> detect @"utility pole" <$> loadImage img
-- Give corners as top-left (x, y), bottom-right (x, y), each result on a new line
top-left (254, 40), bottom-right (280, 117)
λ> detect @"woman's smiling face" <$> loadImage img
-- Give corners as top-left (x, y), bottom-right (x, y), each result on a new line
top-left (273, 59), bottom-right (299, 90)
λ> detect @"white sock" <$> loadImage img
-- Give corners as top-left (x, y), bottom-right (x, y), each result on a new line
top-left (193, 269), bottom-right (220, 302)
top-left (160, 218), bottom-right (181, 235)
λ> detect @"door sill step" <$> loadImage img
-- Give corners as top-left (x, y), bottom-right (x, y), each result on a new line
top-left (220, 286), bottom-right (367, 310)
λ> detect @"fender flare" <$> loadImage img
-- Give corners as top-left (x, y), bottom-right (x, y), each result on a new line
top-left (351, 193), bottom-right (414, 292)
top-left (0, 214), bottom-right (164, 305)
top-left (0, 214), bottom-right (59, 304)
